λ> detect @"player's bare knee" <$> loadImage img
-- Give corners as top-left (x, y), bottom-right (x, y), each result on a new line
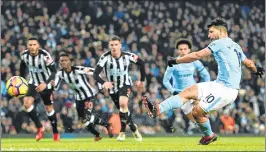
top-left (119, 103), bottom-right (127, 109)
top-left (192, 105), bottom-right (206, 121)
top-left (119, 96), bottom-right (128, 109)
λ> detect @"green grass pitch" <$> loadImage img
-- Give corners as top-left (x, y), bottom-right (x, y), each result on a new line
top-left (2, 136), bottom-right (264, 151)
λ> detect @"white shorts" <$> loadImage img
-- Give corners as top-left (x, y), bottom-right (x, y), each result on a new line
top-left (181, 100), bottom-right (194, 115)
top-left (197, 82), bottom-right (238, 113)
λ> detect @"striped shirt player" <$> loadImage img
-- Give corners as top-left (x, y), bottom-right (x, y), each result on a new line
top-left (54, 66), bottom-right (97, 101)
top-left (19, 37), bottom-right (59, 141)
top-left (54, 53), bottom-right (112, 140)
top-left (93, 51), bottom-right (145, 95)
top-left (20, 48), bottom-right (56, 105)
top-left (93, 35), bottom-right (145, 142)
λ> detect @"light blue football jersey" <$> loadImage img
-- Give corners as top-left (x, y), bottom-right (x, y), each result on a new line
top-left (207, 37), bottom-right (246, 89)
top-left (163, 60), bottom-right (210, 93)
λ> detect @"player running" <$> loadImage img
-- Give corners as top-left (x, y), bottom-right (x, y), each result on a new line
top-left (20, 37), bottom-right (60, 141)
top-left (53, 53), bottom-right (113, 141)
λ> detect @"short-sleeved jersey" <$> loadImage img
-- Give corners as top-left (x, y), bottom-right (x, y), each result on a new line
top-left (96, 51), bottom-right (139, 94)
top-left (20, 49), bottom-right (54, 88)
top-left (163, 60), bottom-right (210, 93)
top-left (54, 66), bottom-right (97, 101)
top-left (207, 37), bottom-right (246, 89)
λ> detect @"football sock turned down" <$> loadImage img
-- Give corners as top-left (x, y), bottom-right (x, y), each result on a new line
top-left (47, 109), bottom-right (58, 134)
top-left (26, 105), bottom-right (42, 128)
top-left (159, 95), bottom-right (183, 114)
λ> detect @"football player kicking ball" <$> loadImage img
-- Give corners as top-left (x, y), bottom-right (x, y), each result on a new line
top-left (142, 18), bottom-right (264, 145)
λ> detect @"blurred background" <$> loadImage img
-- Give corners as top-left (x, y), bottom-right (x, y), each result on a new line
top-left (1, 0), bottom-right (265, 137)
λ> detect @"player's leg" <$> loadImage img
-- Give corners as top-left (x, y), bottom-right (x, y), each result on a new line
top-left (181, 100), bottom-right (198, 133)
top-left (23, 84), bottom-right (44, 141)
top-left (41, 91), bottom-right (60, 141)
top-left (82, 100), bottom-right (102, 141)
top-left (192, 104), bottom-right (217, 145)
top-left (122, 87), bottom-right (137, 132)
top-left (181, 100), bottom-right (197, 123)
top-left (110, 93), bottom-right (126, 141)
top-left (142, 84), bottom-right (198, 118)
top-left (83, 99), bottom-right (113, 139)
top-left (119, 86), bottom-right (142, 142)
top-left (192, 82), bottom-right (238, 145)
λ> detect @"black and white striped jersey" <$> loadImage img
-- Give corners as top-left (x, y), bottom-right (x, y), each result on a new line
top-left (54, 66), bottom-right (98, 101)
top-left (95, 51), bottom-right (140, 94)
top-left (20, 49), bottom-right (54, 88)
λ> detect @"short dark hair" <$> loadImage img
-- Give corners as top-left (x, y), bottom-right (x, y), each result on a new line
top-left (59, 52), bottom-right (73, 61)
top-left (59, 53), bottom-right (69, 58)
top-left (207, 17), bottom-right (228, 30)
top-left (175, 38), bottom-right (192, 49)
top-left (27, 37), bottom-right (39, 41)
top-left (109, 35), bottom-right (121, 41)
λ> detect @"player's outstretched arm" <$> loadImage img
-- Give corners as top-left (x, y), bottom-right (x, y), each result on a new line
top-left (135, 58), bottom-right (146, 82)
top-left (134, 58), bottom-right (146, 93)
top-left (93, 66), bottom-right (105, 85)
top-left (242, 58), bottom-right (265, 77)
top-left (168, 48), bottom-right (212, 67)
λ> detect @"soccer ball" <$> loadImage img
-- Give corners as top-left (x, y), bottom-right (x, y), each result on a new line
top-left (6, 76), bottom-right (29, 98)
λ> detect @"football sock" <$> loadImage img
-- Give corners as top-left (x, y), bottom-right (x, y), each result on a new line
top-left (26, 105), bottom-right (42, 128)
top-left (94, 116), bottom-right (109, 127)
top-left (159, 95), bottom-right (183, 114)
top-left (119, 111), bottom-right (128, 132)
top-left (197, 119), bottom-right (213, 136)
top-left (47, 109), bottom-right (58, 134)
top-left (86, 124), bottom-right (100, 137)
top-left (127, 111), bottom-right (137, 132)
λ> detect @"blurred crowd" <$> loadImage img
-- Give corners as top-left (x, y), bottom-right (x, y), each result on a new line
top-left (1, 0), bottom-right (265, 136)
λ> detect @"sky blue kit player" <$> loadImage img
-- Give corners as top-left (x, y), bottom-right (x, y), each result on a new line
top-left (162, 39), bottom-right (210, 133)
top-left (163, 59), bottom-right (210, 94)
top-left (142, 18), bottom-right (265, 145)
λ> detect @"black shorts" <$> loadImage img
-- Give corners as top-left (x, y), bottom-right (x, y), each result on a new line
top-left (75, 97), bottom-right (95, 120)
top-left (25, 84), bottom-right (54, 106)
top-left (110, 85), bottom-right (132, 109)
